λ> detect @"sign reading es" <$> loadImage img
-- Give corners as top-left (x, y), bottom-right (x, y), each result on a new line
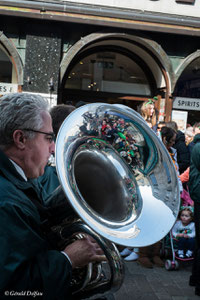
top-left (0, 83), bottom-right (18, 94)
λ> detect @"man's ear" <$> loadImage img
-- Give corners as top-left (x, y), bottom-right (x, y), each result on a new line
top-left (13, 130), bottom-right (26, 149)
top-left (163, 136), bottom-right (167, 145)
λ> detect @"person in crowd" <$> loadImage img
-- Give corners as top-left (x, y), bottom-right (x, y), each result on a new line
top-left (165, 120), bottom-right (178, 132)
top-left (160, 126), bottom-right (178, 172)
top-left (75, 100), bottom-right (88, 108)
top-left (188, 122), bottom-right (200, 155)
top-left (137, 242), bottom-right (164, 268)
top-left (122, 106), bottom-right (161, 265)
top-left (160, 126), bottom-right (183, 193)
top-left (157, 121), bottom-right (166, 131)
top-left (193, 122), bottom-right (200, 136)
top-left (180, 167), bottom-right (190, 184)
top-left (50, 104), bottom-right (75, 137)
top-left (101, 119), bottom-right (107, 136)
top-left (138, 99), bottom-right (157, 131)
top-left (179, 166), bottom-right (194, 207)
top-left (136, 118), bottom-right (165, 268)
top-left (185, 127), bottom-right (194, 146)
top-left (188, 126), bottom-right (200, 296)
top-left (156, 121), bottom-right (166, 139)
top-left (165, 121), bottom-right (190, 174)
top-left (172, 207), bottom-right (195, 259)
top-left (120, 247), bottom-right (139, 261)
top-left (162, 124), bottom-right (193, 205)
top-left (178, 126), bottom-right (195, 207)
top-left (137, 126), bottom-right (182, 269)
top-left (146, 120), bottom-right (153, 129)
top-left (38, 104), bottom-right (75, 195)
top-left (0, 93), bottom-right (105, 299)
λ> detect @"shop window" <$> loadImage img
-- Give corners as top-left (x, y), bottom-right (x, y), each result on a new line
top-left (65, 51), bottom-right (152, 97)
top-left (174, 57), bottom-right (200, 98)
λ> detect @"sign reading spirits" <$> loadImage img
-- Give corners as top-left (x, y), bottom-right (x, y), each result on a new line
top-left (173, 97), bottom-right (200, 111)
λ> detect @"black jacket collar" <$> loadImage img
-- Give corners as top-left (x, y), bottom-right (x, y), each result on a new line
top-left (0, 149), bottom-right (44, 200)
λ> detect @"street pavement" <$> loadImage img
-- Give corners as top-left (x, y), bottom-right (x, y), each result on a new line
top-left (109, 259), bottom-right (199, 300)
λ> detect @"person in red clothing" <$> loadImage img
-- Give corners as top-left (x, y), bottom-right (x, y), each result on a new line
top-left (180, 167), bottom-right (190, 183)
top-left (101, 119), bottom-right (107, 136)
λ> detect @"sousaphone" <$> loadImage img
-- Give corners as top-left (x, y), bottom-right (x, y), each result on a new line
top-left (55, 103), bottom-right (180, 298)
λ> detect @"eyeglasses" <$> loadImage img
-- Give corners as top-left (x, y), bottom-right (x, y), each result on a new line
top-left (22, 129), bottom-right (55, 143)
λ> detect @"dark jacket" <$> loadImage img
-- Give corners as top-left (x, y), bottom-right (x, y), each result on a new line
top-left (38, 164), bottom-right (60, 196)
top-left (0, 150), bottom-right (72, 299)
top-left (189, 134), bottom-right (200, 203)
top-left (173, 130), bottom-right (190, 174)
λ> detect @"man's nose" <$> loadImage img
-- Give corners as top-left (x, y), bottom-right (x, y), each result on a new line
top-left (50, 141), bottom-right (55, 154)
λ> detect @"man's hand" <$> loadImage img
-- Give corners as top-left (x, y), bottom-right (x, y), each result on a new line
top-left (63, 235), bottom-right (107, 269)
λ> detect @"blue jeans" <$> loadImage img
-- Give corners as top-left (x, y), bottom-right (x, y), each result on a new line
top-left (177, 237), bottom-right (195, 251)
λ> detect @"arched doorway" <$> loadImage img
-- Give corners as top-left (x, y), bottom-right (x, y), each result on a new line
top-left (61, 46), bottom-right (156, 109)
top-left (173, 51), bottom-right (200, 126)
top-left (59, 33), bottom-right (172, 119)
top-left (0, 32), bottom-right (23, 95)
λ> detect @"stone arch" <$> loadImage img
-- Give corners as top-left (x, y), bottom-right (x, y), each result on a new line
top-left (60, 32), bottom-right (173, 95)
top-left (0, 32), bottom-right (23, 85)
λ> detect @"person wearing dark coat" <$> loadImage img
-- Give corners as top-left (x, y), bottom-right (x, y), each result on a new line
top-left (188, 133), bottom-right (200, 296)
top-left (38, 104), bottom-right (75, 196)
top-left (165, 121), bottom-right (190, 174)
top-left (188, 123), bottom-right (200, 156)
top-left (173, 130), bottom-right (190, 174)
top-left (0, 93), bottom-right (105, 299)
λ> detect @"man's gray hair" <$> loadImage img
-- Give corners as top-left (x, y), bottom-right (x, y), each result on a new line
top-left (0, 93), bottom-right (49, 149)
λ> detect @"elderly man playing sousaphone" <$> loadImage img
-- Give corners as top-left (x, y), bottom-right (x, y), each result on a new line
top-left (0, 93), bottom-right (106, 299)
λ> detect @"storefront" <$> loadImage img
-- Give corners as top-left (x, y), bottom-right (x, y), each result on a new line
top-left (0, 0), bottom-right (199, 122)
top-left (172, 55), bottom-right (200, 127)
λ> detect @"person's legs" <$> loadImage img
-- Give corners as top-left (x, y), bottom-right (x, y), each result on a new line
top-left (152, 241), bottom-right (164, 267)
top-left (177, 237), bottom-right (185, 250)
top-left (137, 246), bottom-right (153, 268)
top-left (189, 246), bottom-right (198, 286)
top-left (185, 238), bottom-right (195, 258)
top-left (187, 237), bottom-right (195, 251)
top-left (177, 237), bottom-right (186, 258)
top-left (189, 202), bottom-right (200, 294)
top-left (194, 248), bottom-right (200, 296)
